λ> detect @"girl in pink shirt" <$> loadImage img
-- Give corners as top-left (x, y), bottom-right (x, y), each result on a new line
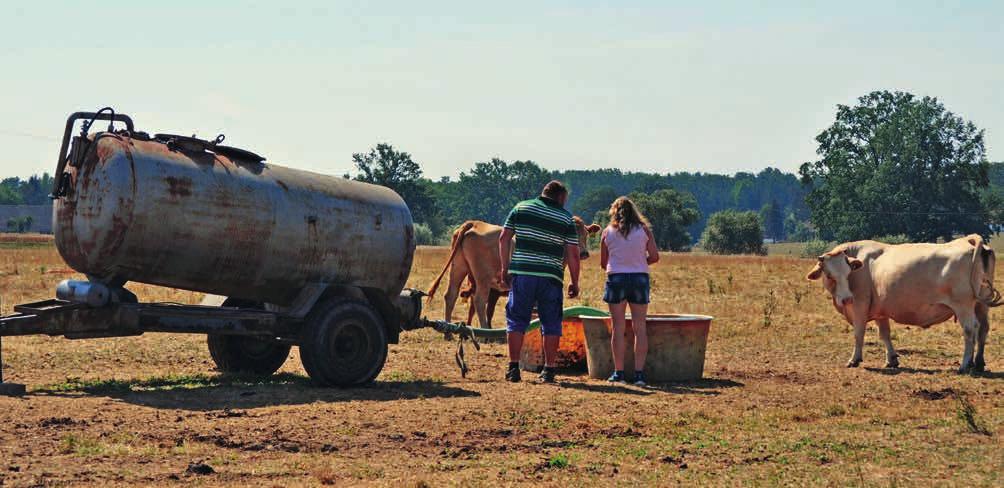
top-left (600, 197), bottom-right (660, 386)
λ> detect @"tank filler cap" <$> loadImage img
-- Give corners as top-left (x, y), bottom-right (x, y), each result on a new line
top-left (154, 133), bottom-right (265, 163)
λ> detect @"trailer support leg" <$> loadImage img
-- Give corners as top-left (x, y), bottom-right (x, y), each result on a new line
top-left (0, 336), bottom-right (27, 396)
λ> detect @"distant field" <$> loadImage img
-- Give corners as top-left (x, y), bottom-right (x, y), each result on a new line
top-left (766, 241), bottom-right (806, 256)
top-left (0, 236), bottom-right (1002, 485)
top-left (0, 233), bottom-right (55, 249)
top-left (768, 233), bottom-right (1004, 258)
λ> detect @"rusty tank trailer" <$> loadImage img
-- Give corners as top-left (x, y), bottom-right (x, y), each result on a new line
top-left (53, 120), bottom-right (415, 307)
top-left (0, 108), bottom-right (471, 394)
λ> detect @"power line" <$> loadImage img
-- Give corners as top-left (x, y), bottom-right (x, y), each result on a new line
top-left (0, 130), bottom-right (60, 142)
top-left (832, 210), bottom-right (993, 216)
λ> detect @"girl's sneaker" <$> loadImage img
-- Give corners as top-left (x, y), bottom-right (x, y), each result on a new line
top-left (633, 371), bottom-right (647, 387)
top-left (607, 371), bottom-right (626, 383)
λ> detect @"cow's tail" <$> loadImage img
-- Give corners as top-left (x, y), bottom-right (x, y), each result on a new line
top-left (426, 221), bottom-right (476, 304)
top-left (968, 235), bottom-right (1004, 307)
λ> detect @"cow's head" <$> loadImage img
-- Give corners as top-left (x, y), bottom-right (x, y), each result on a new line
top-left (806, 251), bottom-right (863, 307)
top-left (572, 216), bottom-right (601, 260)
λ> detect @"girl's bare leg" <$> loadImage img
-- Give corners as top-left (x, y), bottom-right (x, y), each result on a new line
top-left (608, 301), bottom-right (628, 370)
top-left (629, 303), bottom-right (648, 371)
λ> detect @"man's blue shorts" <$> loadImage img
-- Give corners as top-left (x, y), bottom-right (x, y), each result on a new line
top-left (506, 274), bottom-right (564, 337)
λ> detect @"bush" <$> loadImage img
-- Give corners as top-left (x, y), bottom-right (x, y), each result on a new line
top-left (413, 223), bottom-right (438, 246)
top-left (5, 216), bottom-right (33, 233)
top-left (872, 234), bottom-right (911, 245)
top-left (801, 240), bottom-right (835, 258)
top-left (700, 210), bottom-right (766, 255)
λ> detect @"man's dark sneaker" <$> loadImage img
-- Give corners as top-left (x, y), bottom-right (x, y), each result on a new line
top-left (607, 371), bottom-right (626, 383)
top-left (506, 362), bottom-right (521, 383)
top-left (633, 371), bottom-right (647, 387)
top-left (538, 367), bottom-right (557, 384)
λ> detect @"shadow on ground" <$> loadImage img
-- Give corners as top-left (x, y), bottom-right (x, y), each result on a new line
top-left (864, 366), bottom-right (941, 376)
top-left (863, 365), bottom-right (1004, 379)
top-left (30, 373), bottom-right (480, 410)
top-left (558, 376), bottom-right (743, 396)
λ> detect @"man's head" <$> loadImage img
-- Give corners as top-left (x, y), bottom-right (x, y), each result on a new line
top-left (806, 250), bottom-right (863, 307)
top-left (541, 180), bottom-right (569, 207)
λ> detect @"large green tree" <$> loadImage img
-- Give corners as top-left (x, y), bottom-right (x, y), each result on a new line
top-left (799, 91), bottom-right (990, 242)
top-left (572, 186), bottom-right (618, 221)
top-left (593, 189), bottom-right (701, 251)
top-left (759, 198), bottom-right (784, 241)
top-left (447, 158), bottom-right (553, 226)
top-left (352, 144), bottom-right (437, 227)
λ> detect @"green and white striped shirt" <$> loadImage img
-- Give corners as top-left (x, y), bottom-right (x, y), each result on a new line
top-left (503, 196), bottom-right (578, 283)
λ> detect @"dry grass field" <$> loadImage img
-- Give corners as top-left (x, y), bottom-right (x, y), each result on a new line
top-left (1, 234), bottom-right (1002, 486)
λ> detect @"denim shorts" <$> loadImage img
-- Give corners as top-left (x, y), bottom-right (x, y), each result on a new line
top-left (603, 273), bottom-right (650, 305)
top-left (506, 274), bottom-right (564, 336)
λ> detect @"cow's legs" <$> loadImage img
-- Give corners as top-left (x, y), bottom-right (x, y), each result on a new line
top-left (847, 317), bottom-right (867, 367)
top-left (876, 318), bottom-right (899, 368)
top-left (472, 285), bottom-right (492, 329)
top-left (485, 289), bottom-right (502, 327)
top-left (955, 307), bottom-right (979, 373)
top-left (974, 303), bottom-right (990, 372)
top-left (444, 259), bottom-right (470, 323)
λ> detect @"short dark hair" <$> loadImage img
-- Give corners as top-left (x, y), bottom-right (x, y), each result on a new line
top-left (541, 180), bottom-right (568, 199)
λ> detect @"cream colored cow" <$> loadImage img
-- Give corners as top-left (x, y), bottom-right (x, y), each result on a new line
top-left (806, 235), bottom-right (1002, 372)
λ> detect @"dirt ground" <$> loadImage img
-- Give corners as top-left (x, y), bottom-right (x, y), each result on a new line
top-left (0, 236), bottom-right (1002, 486)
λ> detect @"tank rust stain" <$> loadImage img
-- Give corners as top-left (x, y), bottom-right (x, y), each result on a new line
top-left (164, 176), bottom-right (193, 197)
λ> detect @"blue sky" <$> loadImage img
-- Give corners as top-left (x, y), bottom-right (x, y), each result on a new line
top-left (1, 1), bottom-right (1001, 179)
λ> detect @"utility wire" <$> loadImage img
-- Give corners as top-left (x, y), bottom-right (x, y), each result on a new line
top-left (0, 130), bottom-right (59, 141)
top-left (830, 210), bottom-right (994, 216)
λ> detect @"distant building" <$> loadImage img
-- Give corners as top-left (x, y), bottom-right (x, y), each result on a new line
top-left (0, 205), bottom-right (53, 233)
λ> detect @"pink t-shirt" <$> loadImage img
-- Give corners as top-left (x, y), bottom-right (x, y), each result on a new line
top-left (604, 224), bottom-right (650, 274)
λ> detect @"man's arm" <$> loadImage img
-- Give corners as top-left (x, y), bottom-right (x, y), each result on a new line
top-left (564, 243), bottom-right (581, 298)
top-left (499, 227), bottom-right (516, 287)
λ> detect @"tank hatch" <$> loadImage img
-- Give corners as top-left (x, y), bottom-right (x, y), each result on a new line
top-left (153, 133), bottom-right (265, 163)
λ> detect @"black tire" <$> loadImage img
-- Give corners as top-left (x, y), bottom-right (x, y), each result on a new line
top-left (299, 299), bottom-right (388, 387)
top-left (206, 298), bottom-right (290, 376)
top-left (207, 335), bottom-right (292, 375)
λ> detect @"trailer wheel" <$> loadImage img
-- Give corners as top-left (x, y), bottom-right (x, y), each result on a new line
top-left (299, 299), bottom-right (388, 387)
top-left (207, 335), bottom-right (291, 375)
top-left (206, 297), bottom-right (290, 376)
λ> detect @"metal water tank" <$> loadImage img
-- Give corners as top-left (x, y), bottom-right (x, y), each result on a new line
top-left (53, 129), bottom-right (415, 307)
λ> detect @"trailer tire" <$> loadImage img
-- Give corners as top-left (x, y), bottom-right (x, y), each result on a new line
top-left (207, 335), bottom-right (291, 375)
top-left (206, 297), bottom-right (290, 376)
top-left (300, 299), bottom-right (388, 387)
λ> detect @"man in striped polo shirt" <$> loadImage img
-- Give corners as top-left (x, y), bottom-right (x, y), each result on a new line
top-left (499, 181), bottom-right (581, 383)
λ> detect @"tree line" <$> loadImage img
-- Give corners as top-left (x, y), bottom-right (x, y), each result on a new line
top-left (357, 90), bottom-right (1004, 252)
top-left (0, 174), bottom-right (53, 205)
top-left (353, 147), bottom-right (813, 250)
top-left (4, 90), bottom-right (1002, 253)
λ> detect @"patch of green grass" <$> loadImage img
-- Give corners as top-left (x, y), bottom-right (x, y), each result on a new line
top-left (955, 394), bottom-right (992, 436)
top-left (824, 405), bottom-right (847, 417)
top-left (546, 453), bottom-right (570, 469)
top-left (36, 372), bottom-right (309, 394)
top-left (0, 241), bottom-right (52, 249)
top-left (381, 370), bottom-right (419, 382)
top-left (60, 434), bottom-right (105, 456)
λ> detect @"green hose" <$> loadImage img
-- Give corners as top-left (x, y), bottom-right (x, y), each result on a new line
top-left (463, 305), bottom-right (610, 340)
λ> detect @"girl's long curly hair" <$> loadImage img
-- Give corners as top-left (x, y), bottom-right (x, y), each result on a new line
top-left (609, 196), bottom-right (650, 238)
